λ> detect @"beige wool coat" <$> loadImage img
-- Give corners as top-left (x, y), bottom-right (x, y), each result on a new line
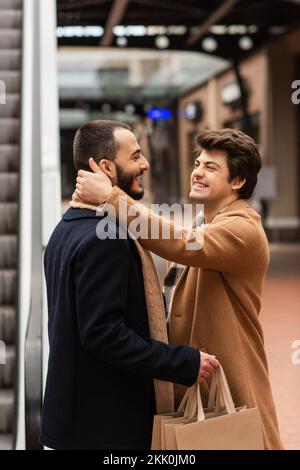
top-left (103, 187), bottom-right (283, 450)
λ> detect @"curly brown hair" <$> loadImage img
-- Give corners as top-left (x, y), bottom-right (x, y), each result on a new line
top-left (196, 128), bottom-right (261, 199)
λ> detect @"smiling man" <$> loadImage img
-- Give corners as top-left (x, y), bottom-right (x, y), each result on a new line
top-left (190, 147), bottom-right (246, 223)
top-left (74, 128), bottom-right (283, 450)
top-left (41, 120), bottom-right (219, 450)
top-left (73, 120), bottom-right (148, 199)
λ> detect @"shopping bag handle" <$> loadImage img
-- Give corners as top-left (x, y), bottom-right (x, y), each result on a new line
top-left (215, 365), bottom-right (235, 415)
top-left (200, 365), bottom-right (235, 418)
top-left (177, 365), bottom-right (236, 421)
top-left (207, 373), bottom-right (224, 410)
top-left (186, 384), bottom-right (205, 420)
top-left (176, 385), bottom-right (193, 414)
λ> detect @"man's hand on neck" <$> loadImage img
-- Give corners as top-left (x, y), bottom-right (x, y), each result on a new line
top-left (75, 158), bottom-right (113, 205)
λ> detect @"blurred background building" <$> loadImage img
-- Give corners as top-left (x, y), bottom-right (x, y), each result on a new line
top-left (0, 0), bottom-right (299, 450)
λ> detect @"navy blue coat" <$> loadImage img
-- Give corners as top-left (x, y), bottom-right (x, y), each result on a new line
top-left (40, 208), bottom-right (199, 449)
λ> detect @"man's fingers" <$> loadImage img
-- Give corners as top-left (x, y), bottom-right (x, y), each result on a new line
top-left (209, 357), bottom-right (219, 369)
top-left (197, 352), bottom-right (219, 384)
top-left (202, 364), bottom-right (215, 375)
top-left (76, 176), bottom-right (84, 184)
top-left (204, 356), bottom-right (219, 369)
top-left (77, 169), bottom-right (91, 178)
top-left (89, 157), bottom-right (101, 174)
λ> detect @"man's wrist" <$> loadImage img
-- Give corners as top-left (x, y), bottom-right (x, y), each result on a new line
top-left (106, 186), bottom-right (123, 205)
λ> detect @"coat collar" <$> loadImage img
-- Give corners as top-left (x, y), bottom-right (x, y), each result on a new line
top-left (221, 198), bottom-right (250, 213)
top-left (63, 207), bottom-right (104, 221)
top-left (212, 198), bottom-right (251, 223)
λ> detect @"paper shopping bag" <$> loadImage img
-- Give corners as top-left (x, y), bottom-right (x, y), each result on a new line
top-left (175, 407), bottom-right (264, 450)
top-left (151, 382), bottom-right (196, 450)
top-left (162, 381), bottom-right (238, 450)
top-left (160, 384), bottom-right (198, 450)
top-left (174, 365), bottom-right (264, 450)
top-left (163, 416), bottom-right (196, 450)
top-left (151, 413), bottom-right (176, 450)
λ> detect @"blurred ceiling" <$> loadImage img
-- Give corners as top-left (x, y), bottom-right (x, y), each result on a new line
top-left (56, 0), bottom-right (300, 59)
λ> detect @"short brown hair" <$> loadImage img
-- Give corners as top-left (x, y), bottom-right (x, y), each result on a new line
top-left (73, 119), bottom-right (131, 171)
top-left (196, 128), bottom-right (261, 199)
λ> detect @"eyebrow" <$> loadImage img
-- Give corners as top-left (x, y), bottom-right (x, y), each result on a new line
top-left (131, 149), bottom-right (141, 157)
top-left (194, 158), bottom-right (221, 169)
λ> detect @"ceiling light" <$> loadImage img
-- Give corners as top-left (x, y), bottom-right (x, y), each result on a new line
top-left (116, 37), bottom-right (128, 47)
top-left (239, 36), bottom-right (253, 50)
top-left (202, 37), bottom-right (218, 52)
top-left (113, 25), bottom-right (147, 37)
top-left (248, 25), bottom-right (258, 34)
top-left (56, 26), bottom-right (104, 38)
top-left (125, 104), bottom-right (135, 115)
top-left (155, 36), bottom-right (170, 49)
top-left (167, 25), bottom-right (187, 35)
top-left (210, 25), bottom-right (227, 35)
top-left (147, 26), bottom-right (167, 36)
top-left (268, 26), bottom-right (286, 35)
top-left (228, 25), bottom-right (248, 35)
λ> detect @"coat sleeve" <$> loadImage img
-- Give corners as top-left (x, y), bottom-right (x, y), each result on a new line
top-left (106, 187), bottom-right (267, 273)
top-left (75, 234), bottom-right (200, 386)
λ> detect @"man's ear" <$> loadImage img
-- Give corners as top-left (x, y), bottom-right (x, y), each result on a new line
top-left (231, 176), bottom-right (246, 191)
top-left (98, 159), bottom-right (115, 178)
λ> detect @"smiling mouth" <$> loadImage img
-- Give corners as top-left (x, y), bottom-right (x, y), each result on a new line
top-left (193, 182), bottom-right (208, 189)
top-left (135, 175), bottom-right (143, 183)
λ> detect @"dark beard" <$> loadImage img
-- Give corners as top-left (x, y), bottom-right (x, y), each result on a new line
top-left (115, 163), bottom-right (144, 200)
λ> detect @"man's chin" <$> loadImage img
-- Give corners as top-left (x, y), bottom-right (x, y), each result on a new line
top-left (189, 189), bottom-right (205, 201)
top-left (128, 189), bottom-right (144, 200)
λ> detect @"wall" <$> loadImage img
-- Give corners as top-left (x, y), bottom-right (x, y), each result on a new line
top-left (265, 38), bottom-right (299, 224)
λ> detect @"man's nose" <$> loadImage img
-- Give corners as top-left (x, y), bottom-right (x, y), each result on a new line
top-left (193, 165), bottom-right (205, 177)
top-left (140, 155), bottom-right (150, 171)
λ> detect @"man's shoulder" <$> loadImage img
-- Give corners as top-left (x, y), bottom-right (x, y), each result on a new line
top-left (212, 204), bottom-right (268, 247)
top-left (48, 209), bottom-right (98, 241)
top-left (48, 209), bottom-right (138, 259)
top-left (75, 216), bottom-right (135, 256)
top-left (214, 203), bottom-right (262, 227)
